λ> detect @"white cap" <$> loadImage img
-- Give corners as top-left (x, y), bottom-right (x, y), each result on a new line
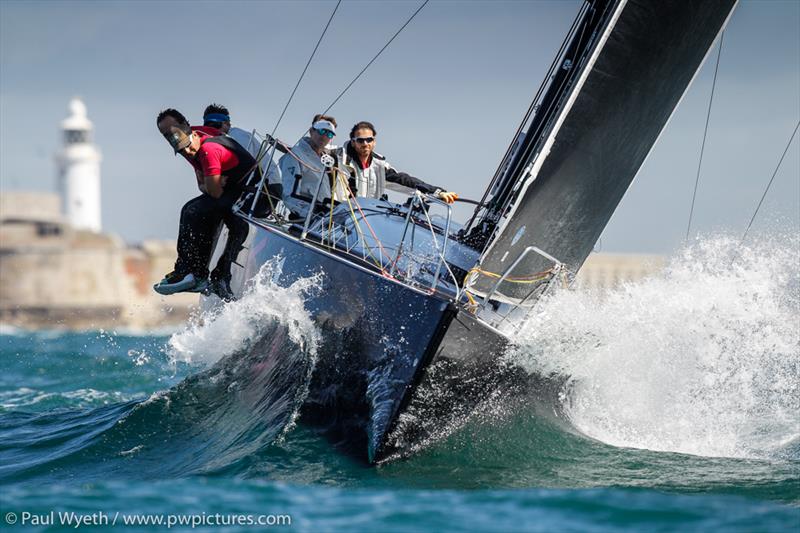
top-left (312, 120), bottom-right (336, 133)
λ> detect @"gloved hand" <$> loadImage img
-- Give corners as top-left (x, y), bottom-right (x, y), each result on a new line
top-left (437, 191), bottom-right (459, 204)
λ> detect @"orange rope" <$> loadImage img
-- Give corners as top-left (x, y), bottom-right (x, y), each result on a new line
top-left (332, 169), bottom-right (401, 275)
top-left (273, 141), bottom-right (412, 279)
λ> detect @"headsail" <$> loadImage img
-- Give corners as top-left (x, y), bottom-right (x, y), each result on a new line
top-left (464, 0), bottom-right (737, 302)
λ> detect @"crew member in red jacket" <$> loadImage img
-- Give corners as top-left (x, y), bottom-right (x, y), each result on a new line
top-left (154, 108), bottom-right (256, 296)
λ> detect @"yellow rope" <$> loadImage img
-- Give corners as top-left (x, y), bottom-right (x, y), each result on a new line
top-left (466, 266), bottom-right (555, 284)
top-left (462, 265), bottom-right (564, 314)
top-left (464, 290), bottom-right (478, 308)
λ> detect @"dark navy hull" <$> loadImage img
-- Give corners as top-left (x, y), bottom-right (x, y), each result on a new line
top-left (212, 213), bottom-right (521, 463)
top-left (219, 217), bottom-right (453, 461)
top-left (379, 309), bottom-right (571, 462)
top-left (201, 196), bottom-right (579, 465)
top-left (194, 179), bottom-right (589, 465)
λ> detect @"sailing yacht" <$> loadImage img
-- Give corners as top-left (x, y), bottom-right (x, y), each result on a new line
top-left (208, 0), bottom-right (737, 463)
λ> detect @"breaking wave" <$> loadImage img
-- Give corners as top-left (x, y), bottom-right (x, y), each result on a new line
top-left (0, 261), bottom-right (322, 483)
top-left (168, 259), bottom-right (321, 366)
top-left (1, 236), bottom-right (798, 504)
top-left (506, 234), bottom-right (800, 460)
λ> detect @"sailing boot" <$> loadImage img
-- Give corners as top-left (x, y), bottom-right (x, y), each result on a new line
top-left (153, 271), bottom-right (209, 295)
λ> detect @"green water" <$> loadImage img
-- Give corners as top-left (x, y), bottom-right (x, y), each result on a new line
top-left (0, 330), bottom-right (797, 532)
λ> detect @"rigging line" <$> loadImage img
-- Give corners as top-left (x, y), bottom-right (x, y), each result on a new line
top-left (416, 193), bottom-right (462, 297)
top-left (686, 31), bottom-right (724, 243)
top-left (338, 173), bottom-right (401, 273)
top-left (741, 119), bottom-right (800, 243)
top-left (322, 0), bottom-right (429, 114)
top-left (469, 1), bottom-right (591, 224)
top-left (244, 1), bottom-right (340, 215)
top-left (270, 0), bottom-right (341, 139)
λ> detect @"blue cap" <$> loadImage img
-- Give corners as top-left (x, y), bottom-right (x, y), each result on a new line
top-left (203, 113), bottom-right (230, 123)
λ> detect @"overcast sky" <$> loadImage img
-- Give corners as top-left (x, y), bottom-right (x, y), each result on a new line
top-left (1, 0), bottom-right (798, 254)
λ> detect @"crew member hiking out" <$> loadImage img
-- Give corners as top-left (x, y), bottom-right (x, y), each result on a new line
top-left (154, 108), bottom-right (257, 297)
top-left (196, 103), bottom-right (231, 136)
top-left (190, 104), bottom-right (283, 299)
top-left (193, 103), bottom-right (283, 207)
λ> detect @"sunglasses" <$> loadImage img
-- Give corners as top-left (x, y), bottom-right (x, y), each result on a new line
top-left (353, 137), bottom-right (375, 144)
top-left (315, 128), bottom-right (335, 139)
top-left (163, 129), bottom-right (192, 154)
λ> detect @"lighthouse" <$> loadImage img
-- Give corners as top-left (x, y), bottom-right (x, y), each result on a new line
top-left (56, 98), bottom-right (102, 232)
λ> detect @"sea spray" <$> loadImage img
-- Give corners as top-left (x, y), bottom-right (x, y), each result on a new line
top-left (161, 259), bottom-right (324, 447)
top-left (167, 259), bottom-right (322, 366)
top-left (0, 262), bottom-right (328, 481)
top-left (506, 235), bottom-right (800, 459)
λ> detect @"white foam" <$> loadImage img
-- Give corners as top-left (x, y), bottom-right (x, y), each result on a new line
top-left (113, 326), bottom-right (183, 337)
top-left (507, 234), bottom-right (800, 459)
top-left (0, 324), bottom-right (24, 336)
top-left (166, 259), bottom-right (321, 366)
top-left (0, 387), bottom-right (135, 409)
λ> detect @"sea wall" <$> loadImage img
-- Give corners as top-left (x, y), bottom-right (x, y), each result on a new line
top-left (0, 192), bottom-right (197, 331)
top-left (576, 252), bottom-right (666, 290)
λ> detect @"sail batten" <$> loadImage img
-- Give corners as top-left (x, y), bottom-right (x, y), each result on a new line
top-left (468, 0), bottom-right (737, 301)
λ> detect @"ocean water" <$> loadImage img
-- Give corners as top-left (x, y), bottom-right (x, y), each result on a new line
top-left (1, 236), bottom-right (798, 532)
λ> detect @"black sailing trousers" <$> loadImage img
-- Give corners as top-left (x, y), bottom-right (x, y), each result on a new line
top-left (174, 190), bottom-right (240, 280)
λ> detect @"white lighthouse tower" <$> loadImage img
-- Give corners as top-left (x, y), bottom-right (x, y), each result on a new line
top-left (56, 98), bottom-right (102, 232)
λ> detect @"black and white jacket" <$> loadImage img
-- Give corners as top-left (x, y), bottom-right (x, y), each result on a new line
top-left (337, 141), bottom-right (441, 199)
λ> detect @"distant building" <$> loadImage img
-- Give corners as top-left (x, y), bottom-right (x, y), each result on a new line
top-left (0, 191), bottom-right (197, 330)
top-left (576, 252), bottom-right (666, 290)
top-left (0, 98), bottom-right (197, 331)
top-left (55, 98), bottom-right (102, 233)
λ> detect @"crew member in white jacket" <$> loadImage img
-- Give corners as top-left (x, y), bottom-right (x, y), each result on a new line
top-left (279, 114), bottom-right (348, 214)
top-left (337, 121), bottom-right (458, 203)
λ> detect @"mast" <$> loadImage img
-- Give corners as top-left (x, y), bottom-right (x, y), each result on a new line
top-left (462, 0), bottom-right (614, 245)
top-left (464, 0), bottom-right (737, 302)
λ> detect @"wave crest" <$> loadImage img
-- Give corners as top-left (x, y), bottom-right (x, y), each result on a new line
top-left (507, 234), bottom-right (800, 459)
top-left (167, 259), bottom-right (321, 366)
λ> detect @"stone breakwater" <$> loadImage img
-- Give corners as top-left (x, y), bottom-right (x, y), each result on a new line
top-left (0, 191), bottom-right (196, 331)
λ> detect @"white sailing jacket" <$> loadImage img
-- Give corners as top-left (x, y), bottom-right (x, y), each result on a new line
top-left (337, 141), bottom-right (441, 199)
top-left (279, 137), bottom-right (348, 204)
